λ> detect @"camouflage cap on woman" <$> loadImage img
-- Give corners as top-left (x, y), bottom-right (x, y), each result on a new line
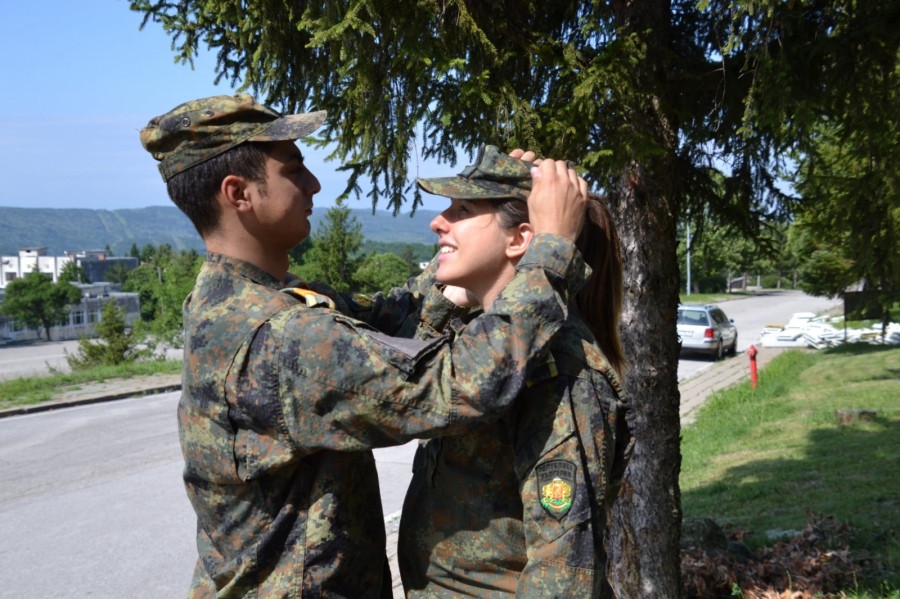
top-left (140, 93), bottom-right (326, 182)
top-left (416, 145), bottom-right (538, 202)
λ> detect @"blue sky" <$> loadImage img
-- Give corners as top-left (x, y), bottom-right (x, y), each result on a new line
top-left (0, 1), bottom-right (449, 212)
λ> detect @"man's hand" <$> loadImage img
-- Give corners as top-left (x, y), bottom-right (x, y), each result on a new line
top-left (526, 158), bottom-right (587, 242)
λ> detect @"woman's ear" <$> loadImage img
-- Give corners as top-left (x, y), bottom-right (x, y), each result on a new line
top-left (219, 175), bottom-right (254, 214)
top-left (506, 222), bottom-right (535, 260)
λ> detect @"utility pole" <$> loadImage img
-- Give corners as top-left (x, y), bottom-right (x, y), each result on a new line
top-left (685, 218), bottom-right (692, 296)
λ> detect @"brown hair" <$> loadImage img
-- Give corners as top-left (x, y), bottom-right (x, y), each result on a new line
top-left (493, 194), bottom-right (626, 375)
top-left (165, 141), bottom-right (271, 237)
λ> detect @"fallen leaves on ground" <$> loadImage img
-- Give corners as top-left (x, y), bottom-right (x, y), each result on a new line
top-left (681, 513), bottom-right (883, 598)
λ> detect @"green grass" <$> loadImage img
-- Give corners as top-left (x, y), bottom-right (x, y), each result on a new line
top-left (681, 344), bottom-right (900, 593)
top-left (679, 290), bottom-right (769, 305)
top-left (0, 359), bottom-right (182, 410)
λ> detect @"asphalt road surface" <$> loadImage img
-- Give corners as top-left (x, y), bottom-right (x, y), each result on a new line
top-left (0, 339), bottom-right (182, 381)
top-left (676, 290), bottom-right (841, 380)
top-left (0, 290), bottom-right (840, 597)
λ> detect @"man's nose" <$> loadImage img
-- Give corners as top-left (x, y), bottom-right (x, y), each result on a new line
top-left (303, 169), bottom-right (322, 195)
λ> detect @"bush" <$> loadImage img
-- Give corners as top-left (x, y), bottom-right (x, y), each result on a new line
top-left (66, 301), bottom-right (154, 369)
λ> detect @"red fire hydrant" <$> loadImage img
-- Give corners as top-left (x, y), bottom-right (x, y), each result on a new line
top-left (747, 344), bottom-right (758, 389)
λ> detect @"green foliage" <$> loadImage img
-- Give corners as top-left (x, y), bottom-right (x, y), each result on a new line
top-left (0, 206), bottom-right (203, 257)
top-left (354, 252), bottom-right (410, 293)
top-left (360, 241), bottom-right (432, 269)
top-left (797, 249), bottom-right (854, 299)
top-left (121, 247), bottom-right (203, 344)
top-left (0, 269), bottom-right (82, 340)
top-left (66, 301), bottom-right (153, 370)
top-left (58, 261), bottom-right (89, 284)
top-left (0, 359), bottom-right (181, 409)
top-left (300, 204), bottom-right (363, 292)
top-left (792, 121), bottom-right (900, 327)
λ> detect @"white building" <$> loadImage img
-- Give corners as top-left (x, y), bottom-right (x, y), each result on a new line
top-left (0, 282), bottom-right (141, 343)
top-left (0, 248), bottom-right (139, 289)
top-left (0, 248), bottom-right (142, 343)
top-left (0, 247), bottom-right (73, 288)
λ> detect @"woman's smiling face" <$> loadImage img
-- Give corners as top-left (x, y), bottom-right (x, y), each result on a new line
top-left (429, 198), bottom-right (518, 306)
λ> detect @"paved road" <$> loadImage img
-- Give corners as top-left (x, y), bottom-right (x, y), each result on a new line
top-left (0, 340), bottom-right (182, 381)
top-left (0, 389), bottom-right (417, 598)
top-left (676, 290), bottom-right (841, 380)
top-left (0, 290), bottom-right (840, 597)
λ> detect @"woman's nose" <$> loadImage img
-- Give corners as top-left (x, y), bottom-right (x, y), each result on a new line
top-left (430, 212), bottom-right (448, 234)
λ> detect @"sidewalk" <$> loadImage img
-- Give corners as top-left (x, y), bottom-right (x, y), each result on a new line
top-left (679, 345), bottom-right (786, 425)
top-left (0, 347), bottom-right (785, 598)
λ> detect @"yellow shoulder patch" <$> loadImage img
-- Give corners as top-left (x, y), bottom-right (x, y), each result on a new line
top-left (526, 352), bottom-right (558, 387)
top-left (282, 287), bottom-right (337, 310)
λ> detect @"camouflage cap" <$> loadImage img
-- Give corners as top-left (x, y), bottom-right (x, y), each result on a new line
top-left (416, 145), bottom-right (536, 202)
top-left (140, 93), bottom-right (327, 182)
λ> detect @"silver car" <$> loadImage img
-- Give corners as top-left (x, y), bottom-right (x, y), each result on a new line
top-left (677, 304), bottom-right (738, 360)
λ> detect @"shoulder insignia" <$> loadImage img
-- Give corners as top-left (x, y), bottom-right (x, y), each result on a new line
top-left (351, 292), bottom-right (375, 308)
top-left (536, 460), bottom-right (576, 520)
top-left (281, 287), bottom-right (336, 310)
top-left (526, 352), bottom-right (558, 387)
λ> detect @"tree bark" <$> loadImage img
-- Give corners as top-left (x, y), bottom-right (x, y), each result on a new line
top-left (607, 161), bottom-right (684, 598)
top-left (603, 1), bottom-right (684, 596)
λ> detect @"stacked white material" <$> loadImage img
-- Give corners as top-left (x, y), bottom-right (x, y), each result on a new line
top-left (759, 313), bottom-right (900, 349)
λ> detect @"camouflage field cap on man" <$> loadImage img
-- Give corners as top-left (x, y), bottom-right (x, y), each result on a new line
top-left (140, 93), bottom-right (327, 182)
top-left (417, 144), bottom-right (537, 202)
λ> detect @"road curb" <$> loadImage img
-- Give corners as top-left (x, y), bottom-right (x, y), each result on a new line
top-left (0, 382), bottom-right (182, 419)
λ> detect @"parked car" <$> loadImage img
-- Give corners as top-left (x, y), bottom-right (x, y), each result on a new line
top-left (677, 304), bottom-right (738, 360)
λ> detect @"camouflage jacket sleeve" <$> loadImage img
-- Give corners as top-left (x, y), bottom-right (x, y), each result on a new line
top-left (289, 258), bottom-right (468, 339)
top-left (513, 345), bottom-right (632, 598)
top-left (271, 233), bottom-right (589, 452)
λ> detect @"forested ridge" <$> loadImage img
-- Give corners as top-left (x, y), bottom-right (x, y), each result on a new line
top-left (0, 205), bottom-right (440, 256)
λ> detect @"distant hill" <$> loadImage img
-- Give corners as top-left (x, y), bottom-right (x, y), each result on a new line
top-left (0, 206), bottom-right (440, 256)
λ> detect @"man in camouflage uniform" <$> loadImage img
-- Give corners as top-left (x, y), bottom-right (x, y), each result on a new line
top-left (139, 94), bottom-right (590, 598)
top-left (398, 146), bottom-right (634, 597)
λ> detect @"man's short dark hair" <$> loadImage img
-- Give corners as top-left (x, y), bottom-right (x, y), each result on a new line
top-left (166, 142), bottom-right (271, 237)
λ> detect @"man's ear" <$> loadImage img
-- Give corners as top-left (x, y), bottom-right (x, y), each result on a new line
top-left (506, 222), bottom-right (535, 260)
top-left (219, 175), bottom-right (254, 213)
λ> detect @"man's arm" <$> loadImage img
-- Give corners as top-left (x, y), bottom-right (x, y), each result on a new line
top-left (272, 233), bottom-right (588, 453)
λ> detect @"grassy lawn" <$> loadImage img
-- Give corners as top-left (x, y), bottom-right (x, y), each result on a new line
top-left (681, 344), bottom-right (900, 594)
top-left (0, 359), bottom-right (182, 410)
top-left (680, 291), bottom-right (751, 305)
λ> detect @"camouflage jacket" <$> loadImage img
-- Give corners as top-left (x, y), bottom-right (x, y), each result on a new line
top-left (398, 311), bottom-right (633, 598)
top-left (178, 234), bottom-right (588, 599)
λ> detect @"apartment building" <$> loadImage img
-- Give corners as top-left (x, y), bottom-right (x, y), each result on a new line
top-left (0, 248), bottom-right (141, 343)
top-left (0, 248), bottom-right (138, 289)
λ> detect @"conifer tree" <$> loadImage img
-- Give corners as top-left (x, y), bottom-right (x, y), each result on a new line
top-left (132, 1), bottom-right (900, 592)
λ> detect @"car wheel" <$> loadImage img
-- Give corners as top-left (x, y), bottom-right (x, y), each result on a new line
top-left (712, 340), bottom-right (724, 361)
top-left (729, 333), bottom-right (739, 356)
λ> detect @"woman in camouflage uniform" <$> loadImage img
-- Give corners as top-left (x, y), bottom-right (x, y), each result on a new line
top-left (399, 145), bottom-right (633, 598)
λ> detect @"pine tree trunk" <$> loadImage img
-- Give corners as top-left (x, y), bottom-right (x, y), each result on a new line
top-left (604, 1), bottom-right (684, 594)
top-left (606, 162), bottom-right (684, 598)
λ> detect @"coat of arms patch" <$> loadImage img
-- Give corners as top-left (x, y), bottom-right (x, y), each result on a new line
top-left (535, 460), bottom-right (576, 520)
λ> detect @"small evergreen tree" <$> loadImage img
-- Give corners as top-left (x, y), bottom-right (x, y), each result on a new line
top-left (298, 204), bottom-right (363, 291)
top-left (67, 301), bottom-right (152, 369)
